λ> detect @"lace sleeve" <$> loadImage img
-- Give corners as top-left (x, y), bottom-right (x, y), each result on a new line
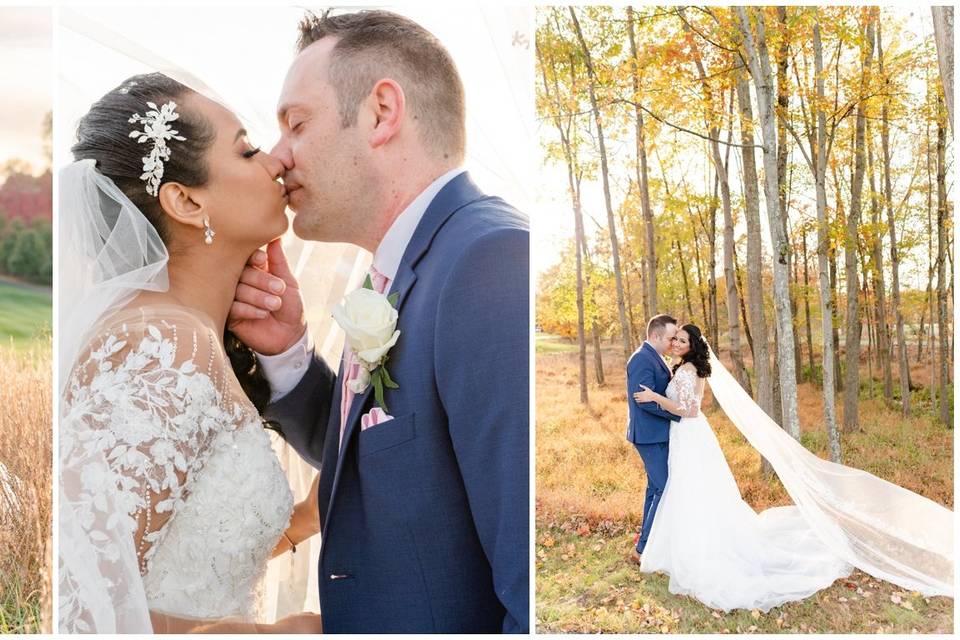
top-left (673, 365), bottom-right (704, 417)
top-left (61, 311), bottom-right (239, 578)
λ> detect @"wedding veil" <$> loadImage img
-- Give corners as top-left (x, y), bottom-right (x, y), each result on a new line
top-left (707, 351), bottom-right (954, 597)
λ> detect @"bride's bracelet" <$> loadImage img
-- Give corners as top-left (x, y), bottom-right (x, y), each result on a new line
top-left (284, 532), bottom-right (297, 554)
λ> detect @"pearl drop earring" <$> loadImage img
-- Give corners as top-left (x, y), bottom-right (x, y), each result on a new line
top-left (203, 216), bottom-right (216, 245)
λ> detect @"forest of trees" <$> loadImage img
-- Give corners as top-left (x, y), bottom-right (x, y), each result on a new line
top-left (537, 6), bottom-right (954, 462)
top-left (0, 112), bottom-right (52, 285)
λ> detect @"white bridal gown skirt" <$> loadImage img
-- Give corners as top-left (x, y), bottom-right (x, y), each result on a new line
top-left (640, 415), bottom-right (853, 612)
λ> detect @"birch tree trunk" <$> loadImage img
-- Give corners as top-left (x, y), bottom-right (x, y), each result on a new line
top-left (878, 22), bottom-right (911, 414)
top-left (735, 66), bottom-right (773, 418)
top-left (570, 8), bottom-right (633, 361)
top-left (842, 8), bottom-right (876, 432)
top-left (735, 6), bottom-right (801, 440)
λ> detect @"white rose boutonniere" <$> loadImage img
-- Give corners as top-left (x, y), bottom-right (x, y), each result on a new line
top-left (332, 275), bottom-right (401, 412)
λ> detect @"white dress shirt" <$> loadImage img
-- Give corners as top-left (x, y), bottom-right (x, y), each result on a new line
top-left (258, 167), bottom-right (465, 401)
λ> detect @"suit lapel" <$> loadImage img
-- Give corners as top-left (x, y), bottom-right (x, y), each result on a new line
top-left (644, 342), bottom-right (671, 379)
top-left (323, 172), bottom-right (487, 533)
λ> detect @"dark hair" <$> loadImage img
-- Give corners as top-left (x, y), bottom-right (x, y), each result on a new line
top-left (72, 73), bottom-right (274, 418)
top-left (673, 323), bottom-right (711, 378)
top-left (296, 9), bottom-right (466, 162)
top-left (646, 313), bottom-right (677, 339)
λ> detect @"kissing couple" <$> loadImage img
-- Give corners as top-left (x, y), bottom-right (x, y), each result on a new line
top-left (625, 313), bottom-right (952, 612)
top-left (58, 10), bottom-right (529, 634)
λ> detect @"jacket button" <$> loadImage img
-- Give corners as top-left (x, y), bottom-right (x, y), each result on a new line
top-left (329, 573), bottom-right (351, 580)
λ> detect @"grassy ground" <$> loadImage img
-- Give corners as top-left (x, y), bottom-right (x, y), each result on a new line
top-left (0, 280), bottom-right (51, 348)
top-left (536, 336), bottom-right (953, 634)
top-left (0, 343), bottom-right (52, 633)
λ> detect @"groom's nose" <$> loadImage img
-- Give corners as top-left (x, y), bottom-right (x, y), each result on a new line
top-left (271, 138), bottom-right (294, 170)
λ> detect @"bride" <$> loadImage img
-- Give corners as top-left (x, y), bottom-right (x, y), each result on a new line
top-left (59, 73), bottom-right (322, 633)
top-left (633, 323), bottom-right (953, 612)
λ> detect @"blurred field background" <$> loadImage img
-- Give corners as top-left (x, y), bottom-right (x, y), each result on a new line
top-left (0, 281), bottom-right (52, 633)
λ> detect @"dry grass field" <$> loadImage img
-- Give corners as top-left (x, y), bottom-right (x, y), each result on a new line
top-left (0, 342), bottom-right (52, 633)
top-left (536, 336), bottom-right (953, 634)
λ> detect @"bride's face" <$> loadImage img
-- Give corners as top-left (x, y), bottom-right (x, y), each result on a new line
top-left (186, 95), bottom-right (290, 248)
top-left (672, 330), bottom-right (691, 358)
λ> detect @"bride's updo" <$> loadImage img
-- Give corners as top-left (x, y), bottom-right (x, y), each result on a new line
top-left (71, 73), bottom-right (274, 416)
top-left (71, 73), bottom-right (215, 243)
top-left (675, 323), bottom-right (711, 378)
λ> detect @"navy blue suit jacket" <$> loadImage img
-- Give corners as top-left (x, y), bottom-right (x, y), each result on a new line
top-left (265, 173), bottom-right (529, 633)
top-left (626, 342), bottom-right (681, 444)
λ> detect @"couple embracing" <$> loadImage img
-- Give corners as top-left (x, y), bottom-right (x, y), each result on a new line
top-left (59, 10), bottom-right (528, 634)
top-left (626, 314), bottom-right (952, 612)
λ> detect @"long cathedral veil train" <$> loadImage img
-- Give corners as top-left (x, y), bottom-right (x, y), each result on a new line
top-left (706, 350), bottom-right (953, 597)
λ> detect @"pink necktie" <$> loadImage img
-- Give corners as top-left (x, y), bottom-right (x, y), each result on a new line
top-left (339, 266), bottom-right (390, 446)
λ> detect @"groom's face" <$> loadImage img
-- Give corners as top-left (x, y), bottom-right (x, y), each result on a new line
top-left (273, 39), bottom-right (373, 242)
top-left (653, 324), bottom-right (678, 355)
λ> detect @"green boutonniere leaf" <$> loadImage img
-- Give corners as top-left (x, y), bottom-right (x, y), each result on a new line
top-left (363, 274), bottom-right (374, 290)
top-left (388, 292), bottom-right (399, 307)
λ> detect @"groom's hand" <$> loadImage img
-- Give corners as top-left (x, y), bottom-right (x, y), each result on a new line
top-left (228, 238), bottom-right (307, 355)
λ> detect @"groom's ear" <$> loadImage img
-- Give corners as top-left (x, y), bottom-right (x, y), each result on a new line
top-left (157, 182), bottom-right (205, 230)
top-left (365, 78), bottom-right (405, 149)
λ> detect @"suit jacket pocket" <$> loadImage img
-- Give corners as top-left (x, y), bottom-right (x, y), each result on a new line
top-left (358, 411), bottom-right (416, 458)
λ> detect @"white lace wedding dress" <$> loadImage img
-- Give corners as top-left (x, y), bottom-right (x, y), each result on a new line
top-left (59, 305), bottom-right (294, 632)
top-left (640, 364), bottom-right (852, 612)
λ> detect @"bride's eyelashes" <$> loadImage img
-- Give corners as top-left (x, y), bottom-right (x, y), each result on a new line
top-left (242, 147), bottom-right (261, 159)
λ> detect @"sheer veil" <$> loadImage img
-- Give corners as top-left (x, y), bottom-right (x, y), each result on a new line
top-left (707, 350), bottom-right (953, 597)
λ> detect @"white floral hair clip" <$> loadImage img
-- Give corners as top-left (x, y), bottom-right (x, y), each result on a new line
top-left (128, 101), bottom-right (186, 197)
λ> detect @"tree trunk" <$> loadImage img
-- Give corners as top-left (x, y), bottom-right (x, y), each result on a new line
top-left (693, 220), bottom-right (709, 327)
top-left (539, 44), bottom-right (588, 404)
top-left (812, 15), bottom-right (840, 461)
top-left (734, 246), bottom-right (754, 363)
top-left (801, 224), bottom-right (815, 381)
top-left (686, 30), bottom-right (749, 390)
top-left (842, 9), bottom-right (876, 433)
top-left (932, 6), bottom-right (954, 132)
top-left (706, 174), bottom-right (720, 346)
top-left (677, 239), bottom-right (695, 318)
top-left (867, 122), bottom-right (893, 401)
top-left (878, 22), bottom-right (911, 414)
top-left (735, 6), bottom-right (801, 440)
top-left (735, 66), bottom-right (773, 418)
top-left (627, 6), bottom-right (658, 319)
top-left (935, 93), bottom-right (950, 425)
top-left (569, 8), bottom-right (633, 361)
top-left (776, 6), bottom-right (803, 387)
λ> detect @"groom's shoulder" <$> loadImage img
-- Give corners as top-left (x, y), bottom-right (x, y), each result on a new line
top-left (431, 194), bottom-right (528, 261)
top-left (446, 194), bottom-right (528, 238)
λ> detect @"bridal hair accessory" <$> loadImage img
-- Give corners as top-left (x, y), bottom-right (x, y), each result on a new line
top-left (202, 216), bottom-right (215, 245)
top-left (129, 101), bottom-right (186, 197)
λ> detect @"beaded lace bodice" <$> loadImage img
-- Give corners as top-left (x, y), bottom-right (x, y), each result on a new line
top-left (60, 305), bottom-right (293, 624)
top-left (665, 364), bottom-right (705, 417)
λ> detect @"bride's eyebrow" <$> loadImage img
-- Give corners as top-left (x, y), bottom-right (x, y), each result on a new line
top-left (234, 128), bottom-right (248, 142)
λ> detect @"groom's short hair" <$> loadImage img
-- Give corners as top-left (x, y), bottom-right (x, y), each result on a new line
top-left (297, 10), bottom-right (466, 163)
top-left (646, 314), bottom-right (677, 338)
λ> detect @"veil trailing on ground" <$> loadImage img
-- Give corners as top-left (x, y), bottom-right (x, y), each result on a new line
top-left (706, 350), bottom-right (953, 597)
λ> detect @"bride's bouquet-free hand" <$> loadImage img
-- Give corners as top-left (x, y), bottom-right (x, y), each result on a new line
top-left (332, 275), bottom-right (401, 412)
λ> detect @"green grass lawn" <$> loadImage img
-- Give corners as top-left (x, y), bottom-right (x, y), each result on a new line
top-left (537, 333), bottom-right (580, 354)
top-left (0, 282), bottom-right (51, 348)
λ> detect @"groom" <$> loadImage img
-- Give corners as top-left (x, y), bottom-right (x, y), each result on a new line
top-left (626, 314), bottom-right (681, 562)
top-left (227, 10), bottom-right (528, 634)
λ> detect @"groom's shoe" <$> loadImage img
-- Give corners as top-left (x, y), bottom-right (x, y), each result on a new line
top-left (629, 549), bottom-right (642, 565)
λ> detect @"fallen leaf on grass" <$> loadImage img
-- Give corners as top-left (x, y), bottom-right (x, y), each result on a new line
top-left (543, 536), bottom-right (556, 548)
top-left (750, 609), bottom-right (760, 619)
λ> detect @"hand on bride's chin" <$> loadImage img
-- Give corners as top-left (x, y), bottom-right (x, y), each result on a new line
top-left (228, 238), bottom-right (307, 355)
